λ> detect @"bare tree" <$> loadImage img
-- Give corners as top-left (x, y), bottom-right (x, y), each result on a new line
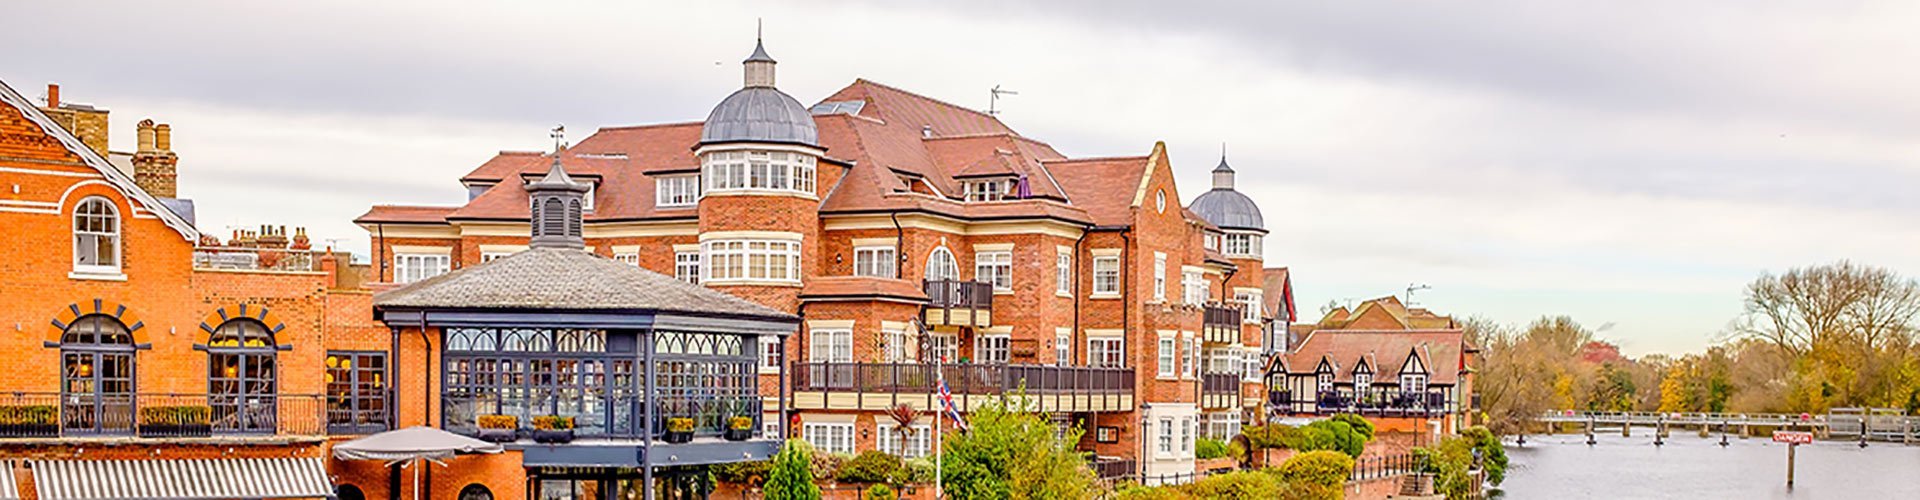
top-left (1735, 261), bottom-right (1920, 356)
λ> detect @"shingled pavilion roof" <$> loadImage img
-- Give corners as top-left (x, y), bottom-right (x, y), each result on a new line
top-left (373, 247), bottom-right (794, 321)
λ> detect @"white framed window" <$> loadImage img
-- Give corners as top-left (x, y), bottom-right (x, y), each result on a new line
top-left (1355, 371), bottom-right (1372, 389)
top-left (883, 328), bottom-right (915, 363)
top-left (582, 182), bottom-right (596, 212)
top-left (703, 150), bottom-right (816, 195)
top-left (854, 246), bottom-right (897, 278)
top-left (1180, 417), bottom-right (1194, 454)
top-left (1207, 348), bottom-right (1240, 374)
top-left (928, 333), bottom-right (958, 363)
top-left (1089, 338), bottom-right (1124, 368)
top-left (1244, 351), bottom-right (1261, 382)
top-left (1152, 253), bottom-right (1167, 300)
top-left (483, 252), bottom-right (514, 263)
top-left (674, 251), bottom-right (701, 284)
top-left (927, 247), bottom-right (959, 282)
top-left (802, 423), bottom-right (855, 455)
top-left (1182, 335), bottom-right (1198, 379)
top-left (1157, 418), bottom-right (1174, 455)
top-left (72, 197), bottom-right (120, 274)
top-left (808, 329), bottom-right (853, 363)
top-left (1237, 290), bottom-right (1263, 323)
top-left (1317, 372), bottom-right (1334, 393)
top-left (1055, 252), bottom-right (1072, 294)
top-left (975, 334), bottom-right (1009, 364)
top-left (1224, 233), bottom-right (1261, 257)
top-left (1157, 335), bottom-right (1176, 378)
top-left (1205, 413), bottom-right (1242, 440)
top-left (759, 335), bottom-right (782, 372)
top-left (1155, 190), bottom-right (1166, 213)
top-left (656, 174), bottom-right (700, 207)
top-left (1402, 373), bottom-right (1428, 394)
top-left (975, 251), bottom-right (1012, 291)
top-left (1055, 331), bottom-right (1071, 366)
top-left (394, 253), bottom-right (450, 284)
top-left (964, 178), bottom-right (1011, 202)
top-left (1092, 256), bottom-right (1120, 295)
top-left (1204, 234), bottom-right (1219, 251)
top-left (876, 424), bottom-right (932, 457)
top-left (703, 239), bottom-right (801, 283)
top-left (1182, 270), bottom-right (1207, 306)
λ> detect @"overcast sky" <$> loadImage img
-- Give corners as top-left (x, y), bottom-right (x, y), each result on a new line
top-left (8, 1), bottom-right (1920, 356)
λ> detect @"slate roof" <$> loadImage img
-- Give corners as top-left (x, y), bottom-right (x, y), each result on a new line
top-left (373, 247), bottom-right (795, 320)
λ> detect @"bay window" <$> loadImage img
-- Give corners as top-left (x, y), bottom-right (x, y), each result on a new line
top-left (703, 239), bottom-right (800, 283)
top-left (703, 150), bottom-right (816, 195)
top-left (1223, 233), bottom-right (1262, 257)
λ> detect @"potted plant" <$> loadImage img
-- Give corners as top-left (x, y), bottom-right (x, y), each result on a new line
top-left (0, 405), bottom-right (57, 437)
top-left (139, 405), bottom-right (212, 437)
top-left (531, 415), bottom-right (574, 444)
top-left (664, 417), bottom-right (695, 444)
top-left (476, 414), bottom-right (518, 442)
top-left (725, 416), bottom-right (754, 441)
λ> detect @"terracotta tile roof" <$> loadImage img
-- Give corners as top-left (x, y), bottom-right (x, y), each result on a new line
top-left (1043, 156), bottom-right (1151, 226)
top-left (1263, 267), bottom-right (1295, 322)
top-left (356, 205), bottom-right (460, 224)
top-left (1285, 329), bottom-right (1469, 385)
top-left (799, 276), bottom-right (929, 302)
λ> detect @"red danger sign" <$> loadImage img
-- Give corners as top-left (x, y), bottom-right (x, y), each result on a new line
top-left (1773, 431), bottom-right (1814, 444)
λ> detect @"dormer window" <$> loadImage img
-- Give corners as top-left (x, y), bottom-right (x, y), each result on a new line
top-left (581, 182), bottom-right (596, 212)
top-left (656, 174), bottom-right (699, 208)
top-left (963, 178), bottom-right (1014, 202)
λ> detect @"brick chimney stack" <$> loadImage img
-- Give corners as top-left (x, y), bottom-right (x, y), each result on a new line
top-left (132, 118), bottom-right (179, 198)
top-left (36, 83), bottom-right (110, 158)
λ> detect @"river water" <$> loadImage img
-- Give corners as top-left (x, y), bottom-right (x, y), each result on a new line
top-left (1493, 428), bottom-right (1920, 499)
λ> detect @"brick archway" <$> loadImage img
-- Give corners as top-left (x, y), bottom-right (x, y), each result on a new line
top-left (196, 303), bottom-right (289, 346)
top-left (45, 298), bottom-right (149, 346)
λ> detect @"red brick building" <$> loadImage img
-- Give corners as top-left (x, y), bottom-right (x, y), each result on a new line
top-left (0, 80), bottom-right (385, 499)
top-left (354, 38), bottom-right (1275, 484)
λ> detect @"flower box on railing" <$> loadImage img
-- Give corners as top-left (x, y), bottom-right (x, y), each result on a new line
top-left (139, 405), bottom-right (212, 438)
top-left (476, 415), bottom-right (518, 443)
top-left (531, 416), bottom-right (575, 444)
top-left (0, 405), bottom-right (57, 437)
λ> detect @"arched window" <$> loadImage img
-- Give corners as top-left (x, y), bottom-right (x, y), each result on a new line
top-left (458, 484), bottom-right (493, 500)
top-left (208, 319), bottom-right (278, 433)
top-left (334, 484), bottom-right (366, 500)
top-left (61, 314), bottom-right (135, 434)
top-left (926, 247), bottom-right (958, 282)
top-left (73, 197), bottom-right (120, 273)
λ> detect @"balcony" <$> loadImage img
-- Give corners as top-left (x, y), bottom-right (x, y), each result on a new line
top-left (792, 362), bottom-right (1133, 413)
top-left (1202, 303), bottom-right (1241, 344)
top-left (1201, 372), bottom-right (1240, 410)
top-left (923, 280), bottom-right (993, 327)
top-left (0, 392), bottom-right (383, 440)
top-left (1267, 389), bottom-right (1292, 408)
top-left (193, 246), bottom-right (325, 273)
top-left (1313, 389), bottom-right (1454, 417)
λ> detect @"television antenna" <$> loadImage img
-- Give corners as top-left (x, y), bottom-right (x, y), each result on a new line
top-left (1405, 283), bottom-right (1432, 307)
top-left (988, 85), bottom-right (1019, 115)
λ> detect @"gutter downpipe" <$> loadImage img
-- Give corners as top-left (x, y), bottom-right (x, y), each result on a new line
top-left (891, 211), bottom-right (906, 280)
top-left (1121, 228), bottom-right (1140, 478)
top-left (387, 322), bottom-right (402, 500)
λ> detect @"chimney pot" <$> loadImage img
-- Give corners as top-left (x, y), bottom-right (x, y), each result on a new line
top-left (136, 120), bottom-right (157, 152)
top-left (155, 124), bottom-right (172, 151)
top-left (45, 83), bottom-right (59, 109)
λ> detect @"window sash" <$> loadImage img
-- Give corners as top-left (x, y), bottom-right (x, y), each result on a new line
top-left (1157, 337), bottom-right (1175, 377)
top-left (1055, 253), bottom-right (1072, 294)
top-left (703, 240), bottom-right (799, 283)
top-left (854, 246), bottom-right (897, 278)
top-left (974, 251), bottom-right (1012, 290)
top-left (703, 151), bottom-right (815, 195)
top-left (656, 175), bottom-right (700, 207)
top-left (1237, 291), bottom-right (1261, 322)
top-left (73, 198), bottom-right (120, 271)
top-left (394, 254), bottom-right (450, 284)
top-left (673, 251), bottom-right (701, 284)
top-left (1182, 337), bottom-right (1198, 378)
top-left (803, 423), bottom-right (856, 455)
top-left (1089, 338), bottom-right (1124, 368)
top-left (1152, 256), bottom-right (1166, 300)
top-left (759, 335), bottom-right (781, 371)
top-left (1182, 271), bottom-right (1207, 305)
top-left (975, 335), bottom-right (1010, 364)
top-left (1055, 332), bottom-right (1071, 367)
top-left (808, 330), bottom-right (852, 363)
top-left (1092, 257), bottom-right (1120, 294)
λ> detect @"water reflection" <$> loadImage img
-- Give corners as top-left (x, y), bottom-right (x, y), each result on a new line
top-left (1496, 428), bottom-right (1920, 499)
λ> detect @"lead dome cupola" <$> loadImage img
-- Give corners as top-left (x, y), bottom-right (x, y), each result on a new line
top-left (1188, 156), bottom-right (1265, 231)
top-left (700, 38), bottom-right (818, 147)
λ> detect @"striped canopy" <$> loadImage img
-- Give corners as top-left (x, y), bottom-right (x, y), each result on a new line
top-left (31, 458), bottom-right (331, 500)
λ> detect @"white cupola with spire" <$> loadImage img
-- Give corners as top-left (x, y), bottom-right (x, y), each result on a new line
top-left (696, 30), bottom-right (824, 198)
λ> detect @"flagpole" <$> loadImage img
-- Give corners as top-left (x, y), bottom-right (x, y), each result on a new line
top-left (935, 345), bottom-right (944, 500)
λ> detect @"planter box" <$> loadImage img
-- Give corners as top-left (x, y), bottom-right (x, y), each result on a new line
top-left (531, 429), bottom-right (574, 444)
top-left (0, 423), bottom-right (57, 438)
top-left (662, 430), bottom-right (693, 444)
top-left (477, 428), bottom-right (518, 443)
top-left (140, 423), bottom-right (211, 438)
top-left (724, 427), bottom-right (752, 441)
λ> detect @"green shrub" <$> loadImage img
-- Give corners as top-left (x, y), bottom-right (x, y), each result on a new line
top-left (1461, 426), bottom-right (1508, 485)
top-left (1330, 413), bottom-right (1375, 442)
top-left (1195, 437), bottom-right (1229, 460)
top-left (809, 452), bottom-right (850, 481)
top-left (1241, 424), bottom-right (1298, 449)
top-left (835, 450), bottom-right (904, 484)
top-left (765, 439), bottom-right (821, 500)
top-left (940, 394), bottom-right (1094, 499)
top-left (1278, 450), bottom-right (1354, 500)
top-left (711, 460), bottom-right (772, 484)
top-left (899, 457), bottom-right (937, 484)
top-left (865, 483), bottom-right (895, 500)
top-left (0, 405), bottom-right (56, 425)
top-left (1296, 420), bottom-right (1366, 458)
top-left (1182, 470), bottom-right (1283, 499)
top-left (1114, 485), bottom-right (1189, 500)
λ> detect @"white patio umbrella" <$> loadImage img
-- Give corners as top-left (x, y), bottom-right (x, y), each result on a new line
top-left (333, 426), bottom-right (505, 500)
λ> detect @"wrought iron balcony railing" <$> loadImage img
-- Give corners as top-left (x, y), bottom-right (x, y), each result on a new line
top-left (1313, 389), bottom-right (1455, 416)
top-left (794, 362), bottom-right (1133, 395)
top-left (0, 392), bottom-right (379, 439)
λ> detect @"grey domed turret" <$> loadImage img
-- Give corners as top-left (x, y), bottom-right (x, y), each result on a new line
top-left (700, 38), bottom-right (819, 147)
top-left (1189, 156), bottom-right (1264, 231)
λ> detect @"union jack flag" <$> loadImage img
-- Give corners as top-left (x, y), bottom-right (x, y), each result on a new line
top-left (938, 374), bottom-right (968, 432)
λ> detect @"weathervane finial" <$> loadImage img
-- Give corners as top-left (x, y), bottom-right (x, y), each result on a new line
top-left (550, 124), bottom-right (567, 153)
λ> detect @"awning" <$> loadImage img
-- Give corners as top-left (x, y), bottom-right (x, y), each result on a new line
top-left (332, 426), bottom-right (503, 462)
top-left (31, 458), bottom-right (332, 500)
